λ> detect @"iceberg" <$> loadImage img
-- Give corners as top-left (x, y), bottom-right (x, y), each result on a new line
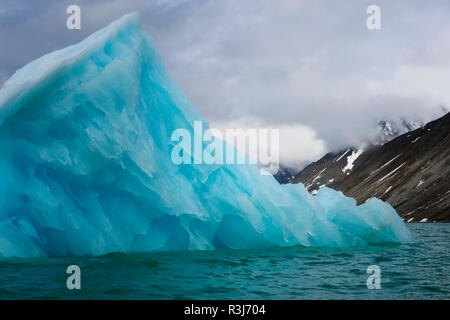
top-left (0, 13), bottom-right (412, 257)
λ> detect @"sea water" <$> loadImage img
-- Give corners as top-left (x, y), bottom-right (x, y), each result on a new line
top-left (0, 223), bottom-right (447, 300)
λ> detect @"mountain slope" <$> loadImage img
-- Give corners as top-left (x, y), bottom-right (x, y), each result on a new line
top-left (373, 119), bottom-right (423, 145)
top-left (273, 166), bottom-right (297, 184)
top-left (290, 148), bottom-right (357, 191)
top-left (277, 119), bottom-right (422, 187)
top-left (294, 112), bottom-right (450, 222)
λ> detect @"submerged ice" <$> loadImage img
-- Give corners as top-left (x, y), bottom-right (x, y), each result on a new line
top-left (0, 13), bottom-right (412, 257)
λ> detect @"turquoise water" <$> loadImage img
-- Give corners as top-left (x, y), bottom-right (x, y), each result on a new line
top-left (0, 223), bottom-right (448, 299)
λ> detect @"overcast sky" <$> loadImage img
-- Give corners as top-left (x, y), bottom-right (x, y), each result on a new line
top-left (1, 0), bottom-right (449, 170)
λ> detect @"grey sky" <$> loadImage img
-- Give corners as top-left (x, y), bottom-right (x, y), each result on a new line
top-left (1, 0), bottom-right (449, 169)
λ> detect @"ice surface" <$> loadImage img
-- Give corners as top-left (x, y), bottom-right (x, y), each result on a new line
top-left (0, 13), bottom-right (412, 257)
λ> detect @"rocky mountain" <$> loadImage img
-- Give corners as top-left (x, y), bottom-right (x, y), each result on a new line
top-left (275, 118), bottom-right (422, 188)
top-left (373, 118), bottom-right (423, 145)
top-left (290, 112), bottom-right (450, 222)
top-left (273, 166), bottom-right (297, 184)
top-left (288, 147), bottom-right (358, 192)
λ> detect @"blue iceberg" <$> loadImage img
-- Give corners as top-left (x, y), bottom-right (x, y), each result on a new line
top-left (0, 13), bottom-right (412, 257)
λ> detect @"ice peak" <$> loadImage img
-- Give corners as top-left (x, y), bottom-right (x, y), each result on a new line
top-left (0, 12), bottom-right (142, 127)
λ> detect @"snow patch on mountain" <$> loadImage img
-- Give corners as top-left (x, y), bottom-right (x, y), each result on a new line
top-left (342, 149), bottom-right (363, 173)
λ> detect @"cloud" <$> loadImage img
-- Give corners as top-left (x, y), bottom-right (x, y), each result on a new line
top-left (1, 0), bottom-right (449, 170)
top-left (211, 119), bottom-right (326, 172)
